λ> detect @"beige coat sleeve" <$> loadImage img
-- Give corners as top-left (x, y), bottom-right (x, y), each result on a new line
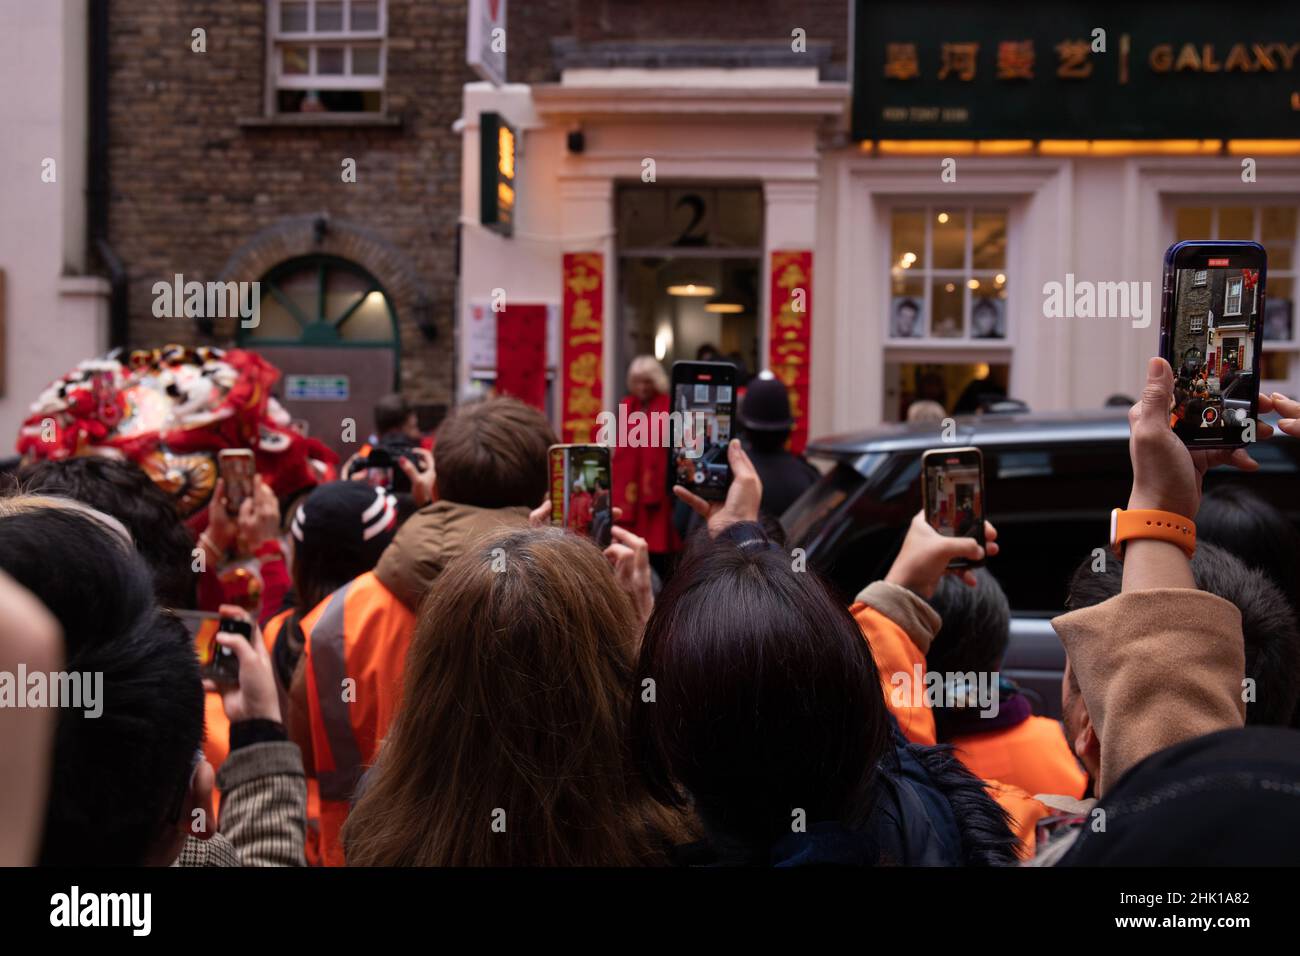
top-left (854, 580), bottom-right (942, 654)
top-left (1051, 588), bottom-right (1245, 795)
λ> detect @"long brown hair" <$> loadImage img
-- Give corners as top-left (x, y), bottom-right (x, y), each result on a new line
top-left (343, 527), bottom-right (686, 865)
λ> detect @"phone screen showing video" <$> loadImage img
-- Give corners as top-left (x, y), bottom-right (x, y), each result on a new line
top-left (549, 445), bottom-right (612, 548)
top-left (1166, 246), bottom-right (1265, 447)
top-left (922, 449), bottom-right (985, 569)
top-left (670, 362), bottom-right (736, 502)
top-left (219, 451), bottom-right (256, 516)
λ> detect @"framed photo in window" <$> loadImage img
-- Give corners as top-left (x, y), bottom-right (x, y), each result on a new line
top-left (890, 296), bottom-right (924, 338)
top-left (970, 296), bottom-right (1005, 339)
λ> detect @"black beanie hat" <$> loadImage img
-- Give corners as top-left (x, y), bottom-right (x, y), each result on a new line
top-left (290, 480), bottom-right (397, 575)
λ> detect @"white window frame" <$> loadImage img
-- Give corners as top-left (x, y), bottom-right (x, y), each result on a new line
top-left (1173, 200), bottom-right (1299, 396)
top-left (1190, 313), bottom-right (1205, 333)
top-left (267, 0), bottom-right (387, 114)
top-left (1224, 276), bottom-right (1243, 317)
top-left (1193, 268), bottom-right (1207, 286)
top-left (885, 203), bottom-right (1011, 344)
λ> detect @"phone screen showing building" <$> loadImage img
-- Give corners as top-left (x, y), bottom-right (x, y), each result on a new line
top-left (550, 446), bottom-right (612, 548)
top-left (1170, 261), bottom-right (1262, 444)
top-left (925, 461), bottom-right (982, 539)
top-left (672, 381), bottom-right (733, 498)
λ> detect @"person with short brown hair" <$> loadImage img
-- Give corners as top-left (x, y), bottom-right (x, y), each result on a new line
top-left (290, 396), bottom-right (558, 865)
top-left (429, 396), bottom-right (552, 509)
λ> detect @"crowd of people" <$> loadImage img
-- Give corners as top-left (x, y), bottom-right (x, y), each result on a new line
top-left (2, 354), bottom-right (1300, 867)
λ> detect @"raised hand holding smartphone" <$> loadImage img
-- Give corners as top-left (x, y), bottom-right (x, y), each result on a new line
top-left (1160, 240), bottom-right (1267, 448)
top-left (548, 444), bottom-right (613, 548)
top-left (668, 361), bottom-right (737, 502)
top-left (921, 446), bottom-right (987, 569)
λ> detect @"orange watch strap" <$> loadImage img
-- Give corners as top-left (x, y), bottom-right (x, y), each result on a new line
top-left (1111, 508), bottom-right (1196, 559)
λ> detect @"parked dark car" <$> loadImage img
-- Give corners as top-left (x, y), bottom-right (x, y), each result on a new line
top-left (782, 409), bottom-right (1300, 718)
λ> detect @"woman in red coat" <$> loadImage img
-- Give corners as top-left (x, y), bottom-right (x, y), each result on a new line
top-left (613, 356), bottom-right (680, 575)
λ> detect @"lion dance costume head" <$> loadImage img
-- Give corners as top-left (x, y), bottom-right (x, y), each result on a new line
top-left (17, 346), bottom-right (338, 522)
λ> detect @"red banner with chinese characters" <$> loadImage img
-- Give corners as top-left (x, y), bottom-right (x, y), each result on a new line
top-left (768, 250), bottom-right (813, 454)
top-left (560, 252), bottom-right (604, 443)
top-left (495, 304), bottom-right (547, 410)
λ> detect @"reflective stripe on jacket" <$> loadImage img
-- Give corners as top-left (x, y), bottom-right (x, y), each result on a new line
top-left (301, 571), bottom-right (415, 866)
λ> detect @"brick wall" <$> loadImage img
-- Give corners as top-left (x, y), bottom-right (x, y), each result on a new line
top-left (105, 0), bottom-right (478, 407)
top-left (105, 0), bottom-right (848, 407)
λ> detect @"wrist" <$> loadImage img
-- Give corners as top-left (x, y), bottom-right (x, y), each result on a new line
top-left (883, 567), bottom-right (929, 599)
top-left (1121, 538), bottom-right (1197, 592)
top-left (207, 524), bottom-right (235, 551)
top-left (200, 530), bottom-right (225, 559)
top-left (1126, 492), bottom-right (1193, 520)
top-left (229, 717), bottom-right (287, 750)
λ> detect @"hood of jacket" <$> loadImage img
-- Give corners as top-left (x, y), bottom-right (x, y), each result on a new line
top-left (374, 499), bottom-right (531, 612)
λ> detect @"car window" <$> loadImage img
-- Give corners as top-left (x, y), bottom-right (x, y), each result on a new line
top-left (982, 442), bottom-right (1131, 614)
top-left (782, 462), bottom-right (864, 545)
top-left (1221, 373), bottom-right (1253, 399)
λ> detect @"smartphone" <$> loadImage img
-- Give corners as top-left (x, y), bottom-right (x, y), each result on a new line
top-left (668, 361), bottom-right (737, 502)
top-left (549, 444), bottom-right (613, 548)
top-left (920, 446), bottom-right (986, 569)
top-left (218, 449), bottom-right (256, 516)
top-left (363, 446), bottom-right (395, 489)
top-left (176, 611), bottom-right (255, 685)
top-left (1160, 241), bottom-right (1267, 448)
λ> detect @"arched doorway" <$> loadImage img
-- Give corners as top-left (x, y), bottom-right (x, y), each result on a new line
top-left (239, 255), bottom-right (400, 454)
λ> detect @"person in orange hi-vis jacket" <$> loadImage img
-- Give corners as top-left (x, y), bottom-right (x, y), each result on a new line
top-left (851, 511), bottom-right (1055, 859)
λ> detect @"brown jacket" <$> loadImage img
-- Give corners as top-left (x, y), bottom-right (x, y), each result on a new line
top-left (1050, 587), bottom-right (1245, 796)
top-left (374, 500), bottom-right (532, 611)
top-left (1027, 587), bottom-right (1246, 865)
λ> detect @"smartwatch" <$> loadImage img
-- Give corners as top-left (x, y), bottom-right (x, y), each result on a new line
top-left (1109, 508), bottom-right (1196, 560)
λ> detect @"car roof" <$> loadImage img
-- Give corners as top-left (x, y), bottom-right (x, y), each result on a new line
top-left (806, 409), bottom-right (1135, 460)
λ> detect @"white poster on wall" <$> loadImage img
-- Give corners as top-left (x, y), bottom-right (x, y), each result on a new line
top-left (462, 300), bottom-right (560, 415)
top-left (464, 300), bottom-right (559, 373)
top-left (466, 0), bottom-right (507, 86)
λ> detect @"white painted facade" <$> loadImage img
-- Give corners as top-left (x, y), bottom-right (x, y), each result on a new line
top-left (0, 0), bottom-right (110, 449)
top-left (457, 71), bottom-right (1300, 440)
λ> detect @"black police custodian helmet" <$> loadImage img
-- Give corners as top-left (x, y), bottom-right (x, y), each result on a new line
top-left (739, 372), bottom-right (794, 432)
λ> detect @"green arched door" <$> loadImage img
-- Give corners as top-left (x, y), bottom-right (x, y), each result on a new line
top-left (239, 255), bottom-right (400, 454)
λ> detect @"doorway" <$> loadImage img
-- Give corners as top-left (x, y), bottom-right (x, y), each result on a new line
top-left (615, 184), bottom-right (763, 390)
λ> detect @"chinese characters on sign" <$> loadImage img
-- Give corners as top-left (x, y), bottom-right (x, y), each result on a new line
top-left (891, 39), bottom-right (1095, 84)
top-left (480, 111), bottom-right (517, 236)
top-left (768, 250), bottom-right (813, 455)
top-left (561, 253), bottom-right (604, 443)
top-left (853, 2), bottom-right (1300, 140)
